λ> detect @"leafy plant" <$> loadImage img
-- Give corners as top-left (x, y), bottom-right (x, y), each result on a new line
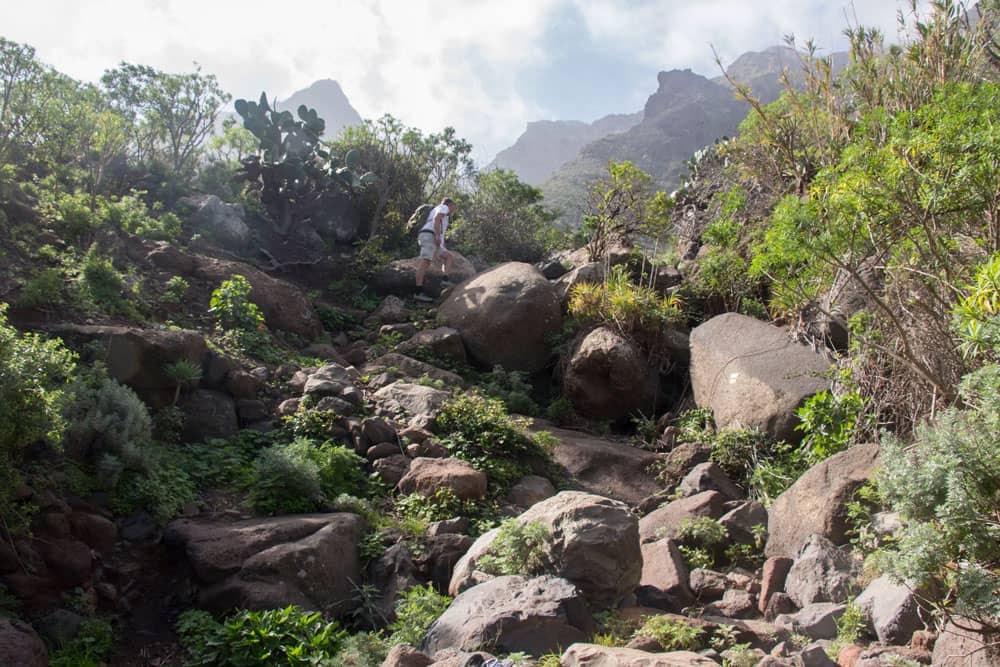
top-left (388, 584), bottom-right (451, 648)
top-left (48, 618), bottom-right (115, 667)
top-left (633, 615), bottom-right (704, 651)
top-left (796, 389), bottom-right (870, 465)
top-left (180, 606), bottom-right (347, 667)
top-left (477, 519), bottom-right (552, 576)
top-left (162, 275), bottom-right (190, 305)
top-left (827, 600), bottom-right (867, 658)
top-left (19, 267), bottom-right (65, 308)
top-left (250, 438), bottom-right (369, 515)
top-left (676, 517), bottom-right (729, 569)
top-left (209, 275), bottom-right (264, 331)
top-left (165, 358), bottom-right (202, 405)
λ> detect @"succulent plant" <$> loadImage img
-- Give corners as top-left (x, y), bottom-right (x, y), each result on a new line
top-left (233, 92), bottom-right (375, 234)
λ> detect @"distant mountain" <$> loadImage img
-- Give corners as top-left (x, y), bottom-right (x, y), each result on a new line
top-left (540, 47), bottom-right (843, 228)
top-left (275, 79), bottom-right (363, 139)
top-left (487, 111), bottom-right (643, 186)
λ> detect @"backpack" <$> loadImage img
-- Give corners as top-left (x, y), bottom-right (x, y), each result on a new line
top-left (406, 204), bottom-right (435, 239)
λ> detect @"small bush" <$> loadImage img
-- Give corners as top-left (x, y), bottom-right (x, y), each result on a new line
top-left (326, 631), bottom-right (389, 667)
top-left (676, 517), bottom-right (729, 569)
top-left (161, 275), bottom-right (189, 305)
top-left (634, 615), bottom-right (704, 651)
top-left (79, 244), bottom-right (126, 312)
top-left (477, 519), bottom-right (552, 576)
top-left (112, 460), bottom-right (197, 523)
top-left (210, 275), bottom-right (264, 331)
top-left (250, 438), bottom-right (369, 514)
top-left (179, 606), bottom-right (347, 667)
top-left (796, 389), bottom-right (870, 465)
top-left (19, 267), bottom-right (65, 308)
top-left (388, 585), bottom-right (451, 648)
top-left (48, 618), bottom-right (115, 667)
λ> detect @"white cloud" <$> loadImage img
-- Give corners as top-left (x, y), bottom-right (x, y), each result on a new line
top-left (2, 0), bottom-right (921, 162)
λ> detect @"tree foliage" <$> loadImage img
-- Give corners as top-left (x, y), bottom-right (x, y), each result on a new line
top-left (583, 160), bottom-right (672, 261)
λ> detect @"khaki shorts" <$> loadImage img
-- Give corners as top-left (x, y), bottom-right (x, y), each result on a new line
top-left (418, 232), bottom-right (438, 260)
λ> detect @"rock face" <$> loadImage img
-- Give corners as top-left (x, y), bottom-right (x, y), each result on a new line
top-left (397, 457), bottom-right (488, 501)
top-left (186, 194), bottom-right (250, 251)
top-left (424, 575), bottom-right (596, 656)
top-left (370, 382), bottom-right (451, 423)
top-left (784, 534), bottom-right (859, 607)
top-left (854, 576), bottom-right (925, 645)
top-left (562, 327), bottom-right (660, 421)
top-left (689, 313), bottom-right (830, 441)
top-left (147, 246), bottom-right (322, 339)
top-left (766, 444), bottom-right (881, 558)
top-left (371, 253), bottom-right (477, 297)
top-left (535, 422), bottom-right (664, 506)
top-left (45, 324), bottom-right (208, 408)
top-left (438, 262), bottom-right (562, 372)
top-left (932, 620), bottom-right (1000, 667)
top-left (639, 491), bottom-right (727, 544)
top-left (561, 644), bottom-right (719, 666)
top-left (164, 513), bottom-right (364, 618)
top-left (179, 389), bottom-right (239, 442)
top-left (450, 491), bottom-right (641, 609)
top-left (0, 618), bottom-right (48, 667)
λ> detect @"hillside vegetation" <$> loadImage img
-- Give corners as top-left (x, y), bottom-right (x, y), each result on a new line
top-left (1, 1), bottom-right (1000, 665)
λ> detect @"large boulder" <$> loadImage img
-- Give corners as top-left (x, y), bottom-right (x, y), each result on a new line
top-left (438, 262), bottom-right (562, 372)
top-left (44, 324), bottom-right (208, 408)
top-left (450, 491), bottom-right (641, 609)
top-left (554, 262), bottom-right (605, 306)
top-left (147, 247), bottom-right (322, 339)
top-left (784, 534), bottom-right (860, 607)
top-left (562, 644), bottom-right (719, 666)
top-left (371, 252), bottom-right (477, 297)
top-left (533, 421), bottom-right (664, 506)
top-left (185, 194), bottom-right (250, 251)
top-left (164, 513), bottom-right (364, 618)
top-left (397, 457), bottom-right (488, 501)
top-left (765, 444), bottom-right (880, 559)
top-left (689, 313), bottom-right (830, 441)
top-left (562, 327), bottom-right (660, 421)
top-left (854, 575), bottom-right (925, 645)
top-left (370, 382), bottom-right (451, 423)
top-left (178, 389), bottom-right (239, 442)
top-left (0, 618), bottom-right (47, 667)
top-left (396, 327), bottom-right (468, 366)
top-left (932, 620), bottom-right (1000, 667)
top-left (639, 539), bottom-right (694, 605)
top-left (424, 575), bottom-right (596, 656)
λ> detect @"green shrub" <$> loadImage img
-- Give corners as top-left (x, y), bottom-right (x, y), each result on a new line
top-left (795, 389), bottom-right (870, 465)
top-left (388, 585), bottom-right (451, 648)
top-left (178, 431), bottom-right (267, 488)
top-left (165, 359), bottom-right (202, 405)
top-left (48, 618), bottom-right (115, 667)
top-left (876, 363), bottom-right (1000, 625)
top-left (675, 517), bottom-right (729, 569)
top-left (284, 408), bottom-right (343, 440)
top-left (0, 304), bottom-right (77, 455)
top-left (325, 631), bottom-right (389, 667)
top-left (19, 267), bottom-right (65, 308)
top-left (162, 275), bottom-right (190, 304)
top-left (633, 615), bottom-right (704, 651)
top-left (79, 244), bottom-right (126, 311)
top-left (210, 275), bottom-right (264, 331)
top-left (436, 393), bottom-right (552, 494)
top-left (709, 427), bottom-right (773, 490)
top-left (476, 365), bottom-right (539, 416)
top-left (568, 265), bottom-right (683, 348)
top-left (180, 606), bottom-right (347, 667)
top-left (477, 519), bottom-right (552, 576)
top-left (64, 372), bottom-right (154, 488)
top-left (250, 438), bottom-right (368, 514)
top-left (112, 460), bottom-right (197, 523)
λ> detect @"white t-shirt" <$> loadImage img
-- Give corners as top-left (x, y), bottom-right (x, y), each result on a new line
top-left (420, 204), bottom-right (450, 248)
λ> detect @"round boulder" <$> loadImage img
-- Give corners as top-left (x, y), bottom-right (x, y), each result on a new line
top-left (562, 326), bottom-right (659, 421)
top-left (450, 491), bottom-right (641, 609)
top-left (439, 262), bottom-right (562, 372)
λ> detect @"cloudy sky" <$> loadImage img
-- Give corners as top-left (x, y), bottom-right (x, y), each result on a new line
top-left (5, 0), bottom-right (920, 163)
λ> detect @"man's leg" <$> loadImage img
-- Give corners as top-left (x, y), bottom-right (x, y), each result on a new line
top-left (415, 258), bottom-right (431, 289)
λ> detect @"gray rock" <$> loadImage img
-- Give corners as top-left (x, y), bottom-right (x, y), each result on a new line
top-left (766, 444), bottom-right (880, 559)
top-left (677, 462), bottom-right (743, 501)
top-left (690, 313), bottom-right (830, 441)
top-left (854, 575), bottom-right (925, 645)
top-left (640, 539), bottom-right (694, 605)
top-left (506, 475), bottom-right (556, 509)
top-left (785, 534), bottom-right (860, 606)
top-left (561, 644), bottom-right (719, 666)
top-left (35, 608), bottom-right (85, 647)
top-left (800, 642), bottom-right (838, 667)
top-left (373, 455), bottom-right (411, 486)
top-left (396, 327), bottom-right (468, 366)
top-left (179, 389), bottom-right (239, 442)
top-left (371, 382), bottom-right (451, 422)
top-left (439, 262), bottom-right (562, 372)
top-left (932, 620), bottom-right (1000, 667)
top-left (774, 602), bottom-right (846, 640)
top-left (397, 458), bottom-right (488, 501)
top-left (187, 194), bottom-right (250, 250)
top-left (689, 568), bottom-right (728, 600)
top-left (0, 618), bottom-right (47, 667)
top-left (450, 491), bottom-right (641, 609)
top-left (424, 575), bottom-right (596, 656)
top-left (638, 491), bottom-right (727, 544)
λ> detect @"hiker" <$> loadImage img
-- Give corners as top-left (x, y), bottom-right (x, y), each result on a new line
top-left (414, 197), bottom-right (456, 301)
